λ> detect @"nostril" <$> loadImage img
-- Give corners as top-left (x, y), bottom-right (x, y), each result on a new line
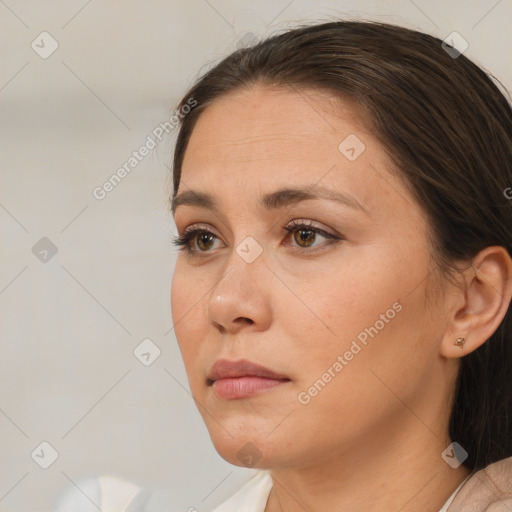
top-left (234, 317), bottom-right (254, 325)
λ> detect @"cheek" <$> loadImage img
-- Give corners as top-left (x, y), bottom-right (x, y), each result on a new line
top-left (275, 258), bottom-right (392, 348)
top-left (278, 250), bottom-right (427, 385)
top-left (171, 262), bottom-right (207, 364)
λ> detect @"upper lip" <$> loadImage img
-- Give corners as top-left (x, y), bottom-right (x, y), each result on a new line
top-left (207, 359), bottom-right (290, 384)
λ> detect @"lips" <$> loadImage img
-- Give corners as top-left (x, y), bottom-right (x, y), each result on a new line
top-left (207, 359), bottom-right (291, 400)
top-left (207, 359), bottom-right (289, 384)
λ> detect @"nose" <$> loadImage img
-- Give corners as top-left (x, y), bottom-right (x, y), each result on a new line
top-left (206, 248), bottom-right (272, 335)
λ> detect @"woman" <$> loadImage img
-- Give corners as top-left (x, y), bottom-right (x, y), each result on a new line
top-left (170, 20), bottom-right (512, 511)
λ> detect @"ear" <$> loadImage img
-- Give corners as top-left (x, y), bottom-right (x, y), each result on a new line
top-left (440, 246), bottom-right (512, 359)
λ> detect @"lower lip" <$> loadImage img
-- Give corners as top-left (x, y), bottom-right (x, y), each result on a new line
top-left (211, 376), bottom-right (289, 400)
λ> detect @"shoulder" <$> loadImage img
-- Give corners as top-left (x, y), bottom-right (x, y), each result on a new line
top-left (448, 456), bottom-right (512, 511)
top-left (210, 471), bottom-right (273, 512)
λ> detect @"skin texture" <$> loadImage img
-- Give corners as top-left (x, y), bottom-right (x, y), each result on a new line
top-left (170, 84), bottom-right (512, 511)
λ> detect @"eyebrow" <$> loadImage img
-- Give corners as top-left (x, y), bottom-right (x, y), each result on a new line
top-left (171, 185), bottom-right (369, 216)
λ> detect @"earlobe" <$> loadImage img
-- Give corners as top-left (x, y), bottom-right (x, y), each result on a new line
top-left (440, 246), bottom-right (512, 359)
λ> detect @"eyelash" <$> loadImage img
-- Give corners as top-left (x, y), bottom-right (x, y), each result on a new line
top-left (172, 220), bottom-right (343, 255)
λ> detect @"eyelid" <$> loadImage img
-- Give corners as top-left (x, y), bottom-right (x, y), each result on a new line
top-left (284, 219), bottom-right (340, 238)
top-left (178, 219), bottom-right (337, 239)
top-left (181, 222), bottom-right (218, 237)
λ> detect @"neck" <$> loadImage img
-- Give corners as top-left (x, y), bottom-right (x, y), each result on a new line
top-left (264, 416), bottom-right (471, 512)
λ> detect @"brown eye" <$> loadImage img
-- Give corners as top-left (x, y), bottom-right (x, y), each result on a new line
top-left (172, 221), bottom-right (342, 256)
top-left (294, 229), bottom-right (316, 247)
top-left (196, 232), bottom-right (215, 251)
top-left (284, 221), bottom-right (343, 251)
top-left (172, 227), bottom-right (220, 254)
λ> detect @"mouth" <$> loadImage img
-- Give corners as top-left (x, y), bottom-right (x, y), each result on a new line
top-left (207, 359), bottom-right (291, 400)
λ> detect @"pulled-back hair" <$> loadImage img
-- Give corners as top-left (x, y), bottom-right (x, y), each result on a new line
top-left (171, 20), bottom-right (512, 471)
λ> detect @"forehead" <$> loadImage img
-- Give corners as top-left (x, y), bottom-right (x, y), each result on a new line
top-left (178, 84), bottom-right (412, 218)
top-left (183, 85), bottom-right (369, 170)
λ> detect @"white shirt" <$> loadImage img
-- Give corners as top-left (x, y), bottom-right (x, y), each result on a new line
top-left (211, 470), bottom-right (470, 512)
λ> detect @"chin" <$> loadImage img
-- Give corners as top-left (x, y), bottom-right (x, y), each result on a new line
top-left (205, 421), bottom-right (284, 469)
top-left (211, 437), bottom-right (273, 469)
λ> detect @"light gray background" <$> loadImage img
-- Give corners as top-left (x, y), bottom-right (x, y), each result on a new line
top-left (1, 1), bottom-right (510, 511)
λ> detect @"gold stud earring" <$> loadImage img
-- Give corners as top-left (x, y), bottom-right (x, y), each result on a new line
top-left (455, 337), bottom-right (466, 348)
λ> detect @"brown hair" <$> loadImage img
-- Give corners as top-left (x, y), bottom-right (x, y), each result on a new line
top-left (171, 20), bottom-right (512, 471)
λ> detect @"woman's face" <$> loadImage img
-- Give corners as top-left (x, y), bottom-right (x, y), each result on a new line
top-left (171, 85), bottom-right (456, 469)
